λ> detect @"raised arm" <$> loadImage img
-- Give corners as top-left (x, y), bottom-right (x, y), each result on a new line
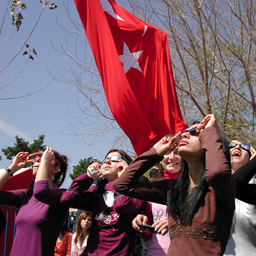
top-left (200, 126), bottom-right (236, 203)
top-left (0, 152), bottom-right (29, 189)
top-left (233, 156), bottom-right (256, 184)
top-left (33, 147), bottom-right (67, 205)
top-left (113, 145), bottom-right (176, 205)
top-left (233, 156), bottom-right (256, 204)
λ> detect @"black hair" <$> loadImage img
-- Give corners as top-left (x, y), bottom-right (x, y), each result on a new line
top-left (167, 129), bottom-right (231, 225)
top-left (104, 149), bottom-right (133, 164)
top-left (22, 179), bottom-right (35, 198)
top-left (53, 151), bottom-right (68, 187)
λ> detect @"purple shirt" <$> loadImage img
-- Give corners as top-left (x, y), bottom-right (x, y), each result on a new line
top-left (0, 181), bottom-right (68, 256)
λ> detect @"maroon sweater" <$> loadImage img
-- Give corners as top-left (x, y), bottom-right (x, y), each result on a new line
top-left (59, 174), bottom-right (145, 255)
top-left (113, 127), bottom-right (236, 256)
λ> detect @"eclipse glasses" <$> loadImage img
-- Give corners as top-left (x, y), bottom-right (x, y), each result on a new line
top-left (26, 152), bottom-right (60, 166)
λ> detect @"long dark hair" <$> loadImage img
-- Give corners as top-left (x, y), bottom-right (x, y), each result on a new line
top-left (167, 129), bottom-right (231, 225)
top-left (52, 151), bottom-right (68, 187)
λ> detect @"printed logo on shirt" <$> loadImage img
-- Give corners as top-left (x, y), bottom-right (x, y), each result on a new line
top-left (153, 209), bottom-right (167, 222)
top-left (95, 212), bottom-right (120, 224)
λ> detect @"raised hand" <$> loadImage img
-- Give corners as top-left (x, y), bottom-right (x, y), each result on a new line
top-left (9, 152), bottom-right (30, 173)
top-left (153, 136), bottom-right (178, 157)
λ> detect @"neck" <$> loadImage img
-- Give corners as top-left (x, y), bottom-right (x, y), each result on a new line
top-left (82, 230), bottom-right (88, 238)
top-left (48, 178), bottom-right (55, 189)
top-left (231, 164), bottom-right (242, 174)
top-left (187, 161), bottom-right (205, 188)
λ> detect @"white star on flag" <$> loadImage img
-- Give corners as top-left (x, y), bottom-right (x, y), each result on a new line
top-left (119, 42), bottom-right (143, 74)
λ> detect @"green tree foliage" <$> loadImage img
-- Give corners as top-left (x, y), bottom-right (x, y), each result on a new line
top-left (69, 157), bottom-right (93, 180)
top-left (2, 135), bottom-right (46, 160)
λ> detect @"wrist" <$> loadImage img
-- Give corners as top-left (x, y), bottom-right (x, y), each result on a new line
top-left (5, 167), bottom-right (14, 177)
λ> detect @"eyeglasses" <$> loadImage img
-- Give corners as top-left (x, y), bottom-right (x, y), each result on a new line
top-left (103, 155), bottom-right (130, 164)
top-left (26, 152), bottom-right (60, 166)
top-left (180, 126), bottom-right (199, 136)
top-left (229, 142), bottom-right (251, 152)
top-left (26, 152), bottom-right (43, 163)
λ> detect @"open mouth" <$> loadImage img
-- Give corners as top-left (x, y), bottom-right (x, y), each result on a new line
top-left (232, 150), bottom-right (241, 157)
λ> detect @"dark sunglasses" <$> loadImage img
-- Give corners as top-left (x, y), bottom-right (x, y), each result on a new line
top-left (229, 142), bottom-right (251, 152)
top-left (181, 126), bottom-right (199, 136)
top-left (26, 152), bottom-right (60, 166)
top-left (103, 155), bottom-right (130, 164)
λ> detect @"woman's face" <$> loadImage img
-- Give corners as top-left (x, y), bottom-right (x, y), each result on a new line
top-left (100, 151), bottom-right (125, 181)
top-left (230, 140), bottom-right (250, 173)
top-left (161, 147), bottom-right (181, 174)
top-left (32, 157), bottom-right (58, 176)
top-left (178, 124), bottom-right (204, 161)
top-left (80, 215), bottom-right (92, 231)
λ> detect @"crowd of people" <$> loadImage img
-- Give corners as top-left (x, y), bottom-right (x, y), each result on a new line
top-left (0, 114), bottom-right (256, 255)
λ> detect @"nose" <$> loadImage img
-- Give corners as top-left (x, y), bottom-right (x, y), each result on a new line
top-left (105, 158), bottom-right (112, 165)
top-left (181, 131), bottom-right (189, 139)
top-left (234, 144), bottom-right (241, 150)
top-left (169, 151), bottom-right (177, 161)
top-left (35, 156), bottom-right (41, 163)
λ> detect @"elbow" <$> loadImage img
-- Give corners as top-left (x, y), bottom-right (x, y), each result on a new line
top-left (33, 189), bottom-right (46, 202)
top-left (113, 180), bottom-right (129, 195)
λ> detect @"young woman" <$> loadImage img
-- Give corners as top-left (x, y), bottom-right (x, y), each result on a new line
top-left (113, 114), bottom-right (236, 255)
top-left (224, 139), bottom-right (256, 255)
top-left (35, 149), bottom-right (145, 256)
top-left (0, 148), bottom-right (68, 256)
top-left (132, 146), bottom-right (182, 256)
top-left (71, 211), bottom-right (92, 256)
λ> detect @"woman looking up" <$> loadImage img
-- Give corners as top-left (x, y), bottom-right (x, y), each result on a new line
top-left (0, 148), bottom-right (69, 256)
top-left (113, 114), bottom-right (235, 255)
top-left (35, 149), bottom-right (145, 256)
top-left (132, 145), bottom-right (182, 256)
top-left (224, 139), bottom-right (256, 255)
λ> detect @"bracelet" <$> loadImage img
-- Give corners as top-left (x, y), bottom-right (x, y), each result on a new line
top-left (5, 168), bottom-right (13, 177)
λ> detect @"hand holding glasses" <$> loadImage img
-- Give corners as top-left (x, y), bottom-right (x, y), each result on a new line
top-left (26, 151), bottom-right (60, 167)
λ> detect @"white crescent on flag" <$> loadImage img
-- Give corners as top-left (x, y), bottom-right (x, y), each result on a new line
top-left (100, 0), bottom-right (124, 20)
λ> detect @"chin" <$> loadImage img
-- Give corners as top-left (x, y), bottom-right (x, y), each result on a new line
top-left (166, 169), bottom-right (180, 174)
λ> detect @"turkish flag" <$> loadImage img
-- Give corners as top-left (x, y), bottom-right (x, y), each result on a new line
top-left (74, 0), bottom-right (187, 155)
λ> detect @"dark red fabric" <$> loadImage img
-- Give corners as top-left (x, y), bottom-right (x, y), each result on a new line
top-left (74, 0), bottom-right (187, 154)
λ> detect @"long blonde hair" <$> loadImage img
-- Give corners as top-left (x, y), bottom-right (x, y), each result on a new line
top-left (74, 211), bottom-right (92, 245)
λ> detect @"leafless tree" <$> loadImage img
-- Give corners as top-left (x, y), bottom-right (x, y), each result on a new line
top-left (0, 0), bottom-right (57, 100)
top-left (126, 0), bottom-right (256, 142)
top-left (60, 0), bottom-right (256, 149)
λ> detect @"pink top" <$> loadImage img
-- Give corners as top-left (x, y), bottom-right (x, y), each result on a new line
top-left (147, 202), bottom-right (170, 256)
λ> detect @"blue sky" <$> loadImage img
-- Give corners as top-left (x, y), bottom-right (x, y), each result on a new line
top-left (0, 1), bottom-right (131, 188)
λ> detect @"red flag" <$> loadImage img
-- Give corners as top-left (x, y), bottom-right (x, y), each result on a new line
top-left (74, 0), bottom-right (187, 155)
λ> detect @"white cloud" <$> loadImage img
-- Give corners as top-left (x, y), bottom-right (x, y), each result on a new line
top-left (0, 118), bottom-right (33, 143)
